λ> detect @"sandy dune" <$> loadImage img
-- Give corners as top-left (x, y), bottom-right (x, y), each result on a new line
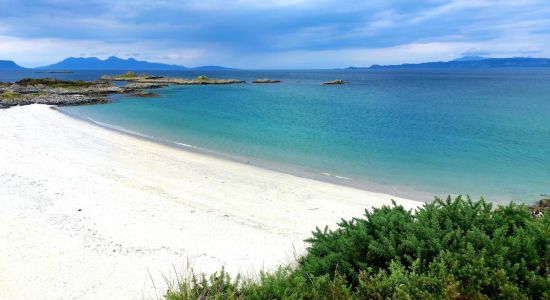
top-left (0, 104), bottom-right (421, 299)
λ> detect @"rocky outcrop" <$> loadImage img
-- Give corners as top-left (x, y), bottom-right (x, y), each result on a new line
top-left (1, 73), bottom-right (244, 108)
top-left (127, 91), bottom-right (160, 98)
top-left (253, 79), bottom-right (281, 83)
top-left (0, 78), bottom-right (119, 107)
top-left (123, 82), bottom-right (169, 91)
top-left (1, 93), bottom-right (108, 107)
top-left (322, 80), bottom-right (346, 85)
top-left (102, 73), bottom-right (245, 85)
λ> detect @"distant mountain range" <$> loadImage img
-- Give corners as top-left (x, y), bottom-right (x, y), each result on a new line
top-left (0, 60), bottom-right (25, 70)
top-left (366, 57), bottom-right (550, 69)
top-left (36, 56), bottom-right (189, 70)
top-left (0, 56), bottom-right (234, 71)
top-left (4, 56), bottom-right (550, 71)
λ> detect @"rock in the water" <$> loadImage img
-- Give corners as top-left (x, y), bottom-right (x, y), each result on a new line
top-left (123, 82), bottom-right (168, 91)
top-left (253, 78), bottom-right (281, 83)
top-left (103, 73), bottom-right (245, 85)
top-left (323, 79), bottom-right (346, 85)
top-left (128, 91), bottom-right (160, 98)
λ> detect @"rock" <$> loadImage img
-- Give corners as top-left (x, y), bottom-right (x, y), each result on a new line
top-left (128, 91), bottom-right (160, 98)
top-left (123, 82), bottom-right (168, 91)
top-left (527, 198), bottom-right (550, 218)
top-left (1, 72), bottom-right (244, 109)
top-left (0, 93), bottom-right (109, 107)
top-left (323, 79), bottom-right (346, 85)
top-left (253, 78), bottom-right (281, 83)
top-left (103, 74), bottom-right (245, 85)
top-left (0, 78), bottom-right (116, 107)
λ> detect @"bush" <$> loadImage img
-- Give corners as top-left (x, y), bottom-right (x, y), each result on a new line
top-left (166, 196), bottom-right (550, 299)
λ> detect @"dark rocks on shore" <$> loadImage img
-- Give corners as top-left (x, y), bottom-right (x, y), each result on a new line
top-left (0, 93), bottom-right (109, 107)
top-left (0, 73), bottom-right (248, 108)
top-left (528, 198), bottom-right (550, 218)
top-left (323, 80), bottom-right (346, 85)
top-left (253, 79), bottom-right (281, 83)
top-left (0, 78), bottom-right (119, 107)
top-left (123, 82), bottom-right (169, 91)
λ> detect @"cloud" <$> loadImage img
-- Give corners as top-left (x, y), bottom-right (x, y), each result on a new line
top-left (0, 0), bottom-right (549, 68)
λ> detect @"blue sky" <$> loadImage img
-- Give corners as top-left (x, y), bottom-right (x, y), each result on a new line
top-left (1, 0), bottom-right (550, 68)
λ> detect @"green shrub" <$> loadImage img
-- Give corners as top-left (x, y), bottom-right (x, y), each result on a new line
top-left (166, 196), bottom-right (550, 299)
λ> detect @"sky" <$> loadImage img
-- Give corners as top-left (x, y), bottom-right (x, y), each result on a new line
top-left (1, 0), bottom-right (550, 68)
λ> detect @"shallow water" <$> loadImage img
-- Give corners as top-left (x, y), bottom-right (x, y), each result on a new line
top-left (3, 69), bottom-right (550, 202)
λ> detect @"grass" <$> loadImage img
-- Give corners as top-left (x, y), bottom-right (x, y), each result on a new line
top-left (111, 71), bottom-right (154, 79)
top-left (114, 71), bottom-right (138, 79)
top-left (0, 91), bottom-right (20, 100)
top-left (195, 75), bottom-right (209, 82)
top-left (15, 78), bottom-right (95, 88)
top-left (165, 196), bottom-right (550, 299)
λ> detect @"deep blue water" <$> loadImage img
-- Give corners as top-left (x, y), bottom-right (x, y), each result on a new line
top-left (2, 69), bottom-right (550, 202)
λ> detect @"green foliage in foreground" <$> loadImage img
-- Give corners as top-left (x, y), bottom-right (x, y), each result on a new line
top-left (166, 196), bottom-right (550, 299)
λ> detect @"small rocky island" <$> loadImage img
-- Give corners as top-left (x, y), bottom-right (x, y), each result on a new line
top-left (101, 72), bottom-right (245, 85)
top-left (0, 72), bottom-right (246, 108)
top-left (253, 78), bottom-right (281, 83)
top-left (323, 79), bottom-right (346, 85)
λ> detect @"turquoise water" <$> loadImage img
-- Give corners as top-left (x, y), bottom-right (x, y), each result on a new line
top-left (7, 69), bottom-right (549, 202)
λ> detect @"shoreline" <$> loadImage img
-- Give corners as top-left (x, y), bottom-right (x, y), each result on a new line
top-left (57, 106), bottom-right (436, 203)
top-left (0, 104), bottom-right (422, 299)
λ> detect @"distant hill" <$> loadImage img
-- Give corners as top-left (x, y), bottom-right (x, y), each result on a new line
top-left (36, 56), bottom-right (188, 70)
top-left (452, 56), bottom-right (487, 62)
top-left (192, 65), bottom-right (236, 70)
top-left (35, 56), bottom-right (235, 71)
top-left (368, 57), bottom-right (550, 69)
top-left (0, 60), bottom-right (26, 70)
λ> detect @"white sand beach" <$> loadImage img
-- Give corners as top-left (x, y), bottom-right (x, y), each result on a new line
top-left (0, 104), bottom-right (421, 300)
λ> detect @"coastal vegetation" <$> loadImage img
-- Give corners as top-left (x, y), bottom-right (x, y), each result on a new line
top-left (15, 77), bottom-right (95, 88)
top-left (0, 91), bottom-right (20, 100)
top-left (166, 196), bottom-right (550, 299)
top-left (116, 71), bottom-right (138, 79)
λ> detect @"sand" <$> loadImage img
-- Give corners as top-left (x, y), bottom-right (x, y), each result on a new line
top-left (0, 104), bottom-right (422, 299)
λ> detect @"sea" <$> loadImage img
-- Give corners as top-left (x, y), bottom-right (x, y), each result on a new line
top-left (2, 68), bottom-right (550, 203)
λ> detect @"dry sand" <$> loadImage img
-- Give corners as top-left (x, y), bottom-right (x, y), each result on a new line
top-left (0, 104), bottom-right (422, 299)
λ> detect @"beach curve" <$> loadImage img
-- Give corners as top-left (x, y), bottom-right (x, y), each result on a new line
top-left (0, 104), bottom-right (421, 299)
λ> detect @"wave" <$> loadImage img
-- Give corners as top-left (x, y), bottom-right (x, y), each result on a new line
top-left (321, 172), bottom-right (351, 180)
